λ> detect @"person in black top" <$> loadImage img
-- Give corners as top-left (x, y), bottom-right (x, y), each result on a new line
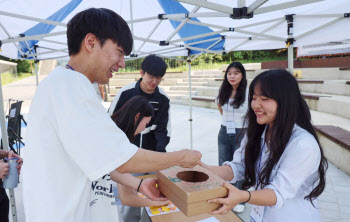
top-left (108, 54), bottom-right (170, 222)
top-left (108, 54), bottom-right (170, 153)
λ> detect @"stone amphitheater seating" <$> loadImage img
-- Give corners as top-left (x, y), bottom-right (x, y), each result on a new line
top-left (315, 126), bottom-right (350, 175)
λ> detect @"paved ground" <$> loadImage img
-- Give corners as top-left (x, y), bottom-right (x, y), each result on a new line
top-left (2, 75), bottom-right (350, 222)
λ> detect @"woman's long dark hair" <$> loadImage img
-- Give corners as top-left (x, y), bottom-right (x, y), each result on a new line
top-left (111, 96), bottom-right (154, 142)
top-left (217, 62), bottom-right (247, 108)
top-left (242, 69), bottom-right (327, 204)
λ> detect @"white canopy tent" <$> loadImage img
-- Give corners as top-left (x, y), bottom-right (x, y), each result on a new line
top-left (0, 1), bottom-right (350, 220)
top-left (1, 0), bottom-right (349, 59)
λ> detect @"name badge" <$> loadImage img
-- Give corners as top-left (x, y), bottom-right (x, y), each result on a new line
top-left (226, 121), bottom-right (235, 134)
top-left (250, 205), bottom-right (264, 222)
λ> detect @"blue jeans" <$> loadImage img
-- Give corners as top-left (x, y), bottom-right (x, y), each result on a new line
top-left (218, 125), bottom-right (245, 204)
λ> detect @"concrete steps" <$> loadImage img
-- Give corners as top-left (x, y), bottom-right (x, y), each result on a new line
top-left (181, 96), bottom-right (217, 109)
top-left (303, 93), bottom-right (350, 119)
top-left (255, 68), bottom-right (350, 80)
top-left (299, 68), bottom-right (350, 80)
top-left (165, 90), bottom-right (195, 95)
top-left (190, 70), bottom-right (223, 75)
top-left (108, 86), bottom-right (122, 94)
top-left (169, 86), bottom-right (206, 91)
top-left (170, 99), bottom-right (183, 105)
top-left (168, 94), bottom-right (185, 101)
top-left (111, 72), bottom-right (188, 79)
top-left (181, 78), bottom-right (216, 82)
top-left (196, 87), bottom-right (219, 97)
top-left (111, 73), bottom-right (140, 80)
top-left (315, 125), bottom-right (350, 175)
top-left (298, 80), bottom-right (350, 96)
top-left (109, 79), bottom-right (136, 86)
top-left (176, 82), bottom-right (208, 86)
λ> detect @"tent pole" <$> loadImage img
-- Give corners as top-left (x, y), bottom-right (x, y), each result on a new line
top-left (288, 44), bottom-right (294, 74)
top-left (34, 45), bottom-right (39, 87)
top-left (187, 60), bottom-right (193, 150)
top-left (35, 61), bottom-right (39, 87)
top-left (0, 73), bottom-right (18, 222)
top-left (286, 14), bottom-right (294, 74)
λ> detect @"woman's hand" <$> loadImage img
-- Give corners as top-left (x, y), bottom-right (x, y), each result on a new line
top-left (199, 161), bottom-right (209, 170)
top-left (208, 182), bottom-right (248, 215)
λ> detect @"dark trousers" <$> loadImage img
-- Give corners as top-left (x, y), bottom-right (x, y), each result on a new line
top-left (0, 187), bottom-right (9, 222)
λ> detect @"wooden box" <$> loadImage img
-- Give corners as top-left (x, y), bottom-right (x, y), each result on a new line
top-left (156, 165), bottom-right (228, 217)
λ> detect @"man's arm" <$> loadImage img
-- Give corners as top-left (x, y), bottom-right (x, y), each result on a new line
top-left (110, 171), bottom-right (141, 190)
top-left (115, 148), bottom-right (201, 174)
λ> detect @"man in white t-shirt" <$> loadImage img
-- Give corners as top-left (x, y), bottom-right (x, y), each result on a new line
top-left (22, 8), bottom-right (201, 222)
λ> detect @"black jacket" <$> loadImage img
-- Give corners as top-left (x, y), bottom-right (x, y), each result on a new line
top-left (108, 78), bottom-right (171, 152)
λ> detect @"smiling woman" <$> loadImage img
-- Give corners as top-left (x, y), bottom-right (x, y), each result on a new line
top-left (251, 87), bottom-right (278, 128)
top-left (201, 69), bottom-right (328, 222)
top-left (215, 61), bottom-right (248, 213)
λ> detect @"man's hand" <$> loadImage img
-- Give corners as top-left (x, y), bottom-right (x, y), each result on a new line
top-left (178, 149), bottom-right (202, 168)
top-left (0, 161), bottom-right (9, 180)
top-left (139, 178), bottom-right (168, 201)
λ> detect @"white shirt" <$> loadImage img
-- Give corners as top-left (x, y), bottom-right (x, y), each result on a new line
top-left (90, 174), bottom-right (118, 221)
top-left (216, 89), bottom-right (248, 128)
top-left (23, 67), bottom-right (138, 222)
top-left (224, 124), bottom-right (321, 222)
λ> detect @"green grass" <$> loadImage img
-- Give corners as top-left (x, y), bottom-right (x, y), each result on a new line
top-left (1, 72), bottom-right (34, 86)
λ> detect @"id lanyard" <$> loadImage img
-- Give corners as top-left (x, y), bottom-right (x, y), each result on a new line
top-left (226, 102), bottom-right (235, 134)
top-left (250, 142), bottom-right (266, 222)
top-left (257, 142), bottom-right (266, 184)
top-left (66, 64), bottom-right (74, 71)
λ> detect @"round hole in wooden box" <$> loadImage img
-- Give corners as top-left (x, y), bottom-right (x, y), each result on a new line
top-left (176, 171), bottom-right (209, 183)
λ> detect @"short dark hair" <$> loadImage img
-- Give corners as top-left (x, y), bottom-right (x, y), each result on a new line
top-left (141, 54), bottom-right (167, 77)
top-left (111, 96), bottom-right (154, 142)
top-left (67, 8), bottom-right (133, 56)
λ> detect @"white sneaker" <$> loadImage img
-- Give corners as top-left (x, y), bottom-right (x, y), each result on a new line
top-left (233, 204), bottom-right (245, 214)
